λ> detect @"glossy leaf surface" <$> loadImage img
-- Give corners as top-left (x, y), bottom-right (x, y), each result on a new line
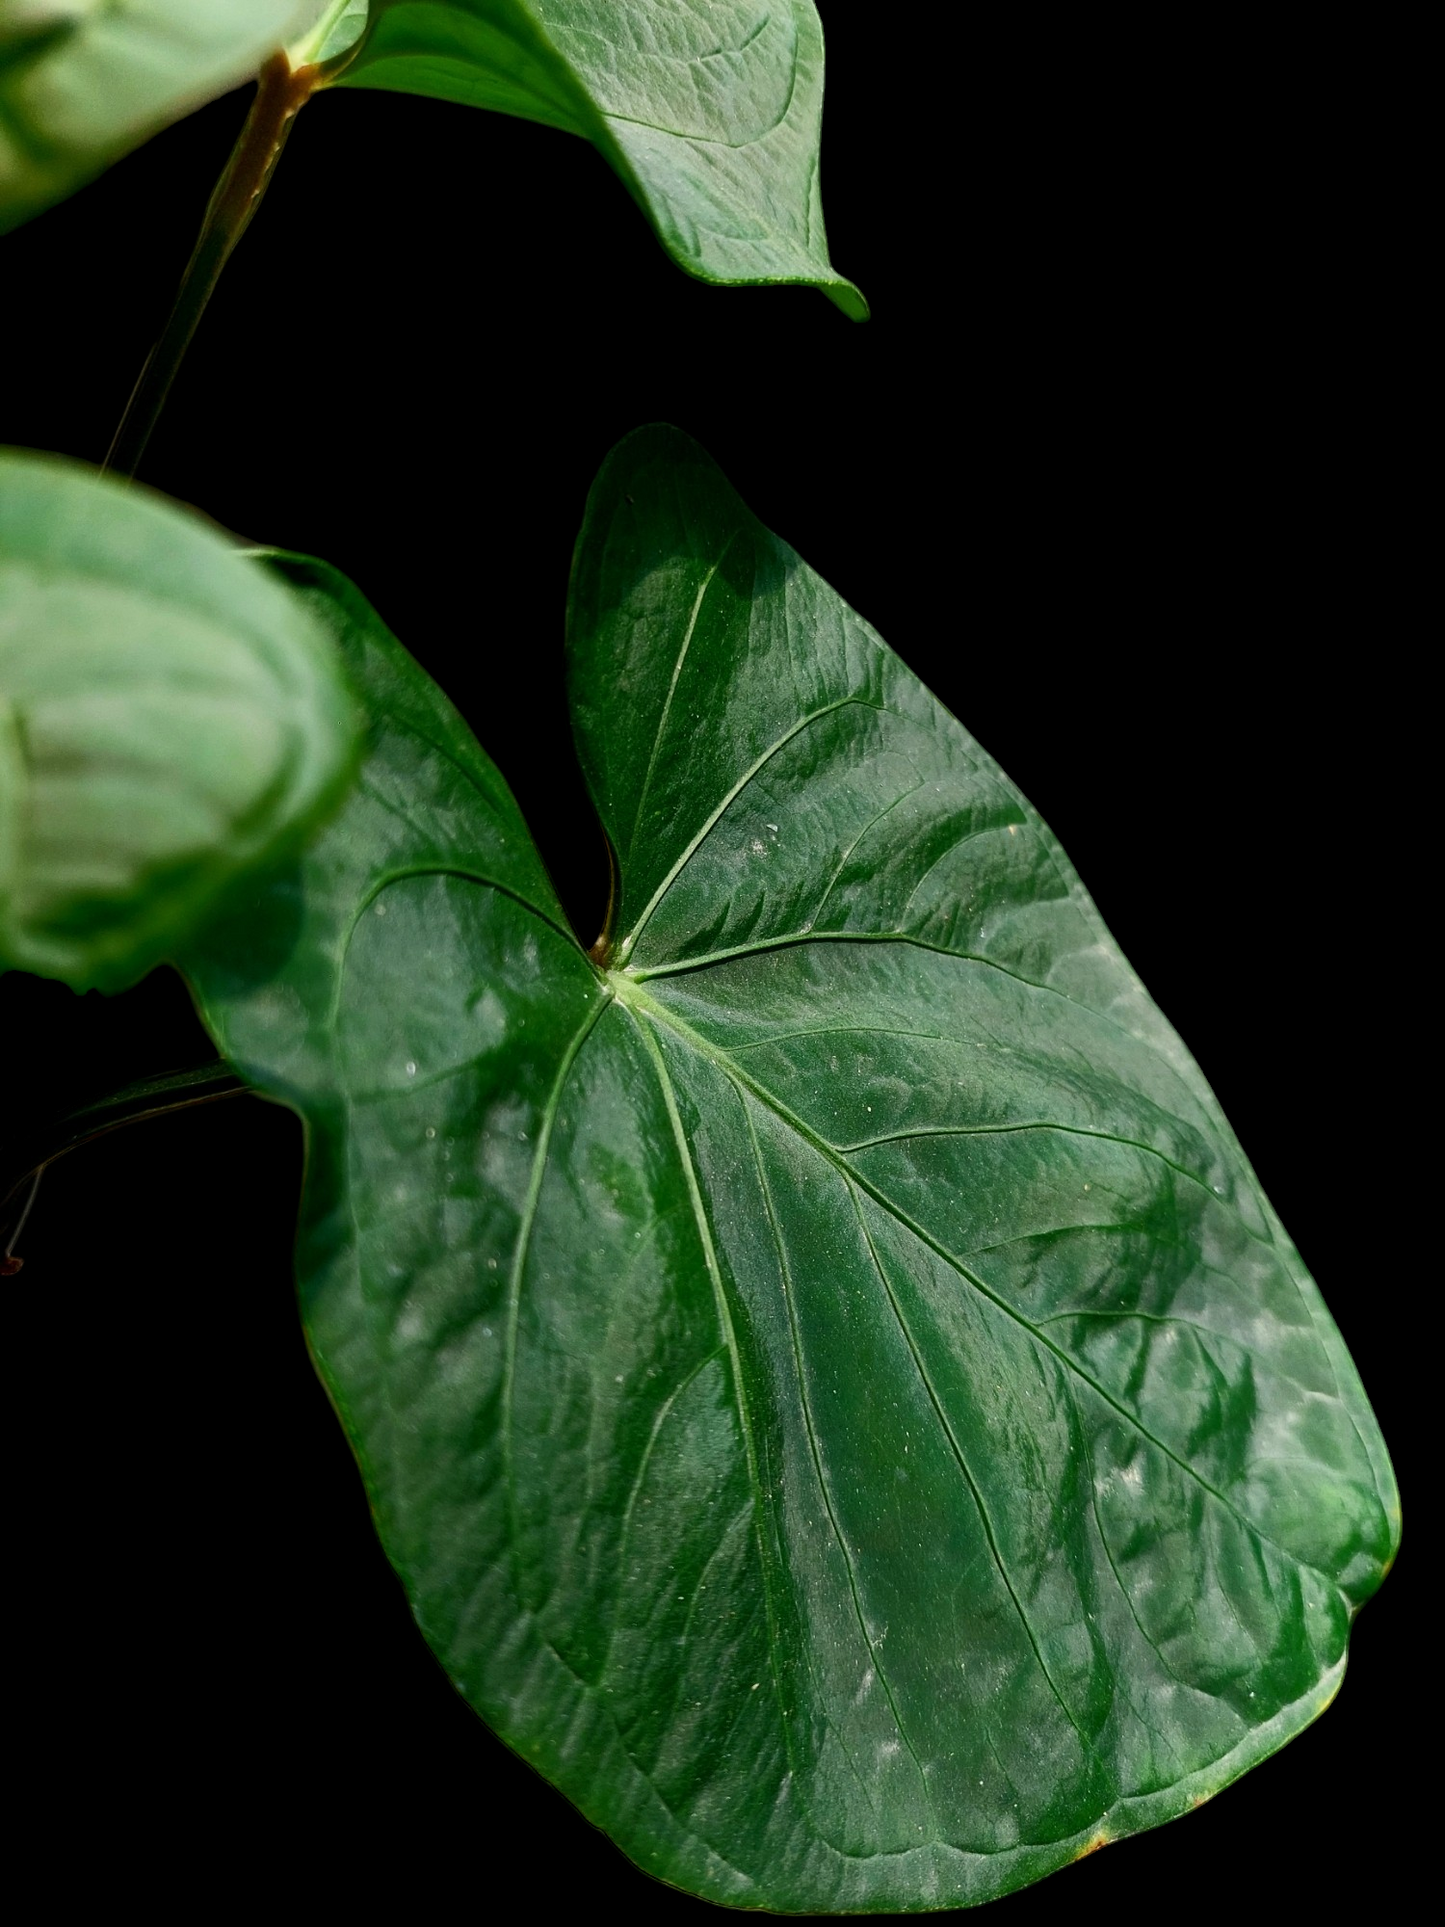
top-left (185, 429), bottom-right (1396, 1912)
top-left (0, 451), bottom-right (357, 992)
top-left (325, 1), bottom-right (865, 316)
top-left (0, 0), bottom-right (305, 232)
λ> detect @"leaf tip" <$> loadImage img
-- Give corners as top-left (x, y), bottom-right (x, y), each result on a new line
top-left (827, 279), bottom-right (871, 322)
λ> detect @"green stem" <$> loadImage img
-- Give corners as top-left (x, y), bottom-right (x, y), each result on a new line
top-left (103, 52), bottom-right (321, 480)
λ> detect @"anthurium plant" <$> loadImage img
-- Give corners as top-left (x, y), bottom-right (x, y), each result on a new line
top-left (0, 4), bottom-right (1399, 1914)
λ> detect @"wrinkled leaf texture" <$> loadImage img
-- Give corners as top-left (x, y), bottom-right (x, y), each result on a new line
top-left (0, 450), bottom-right (358, 992)
top-left (185, 428), bottom-right (1396, 1914)
top-left (4, 2), bottom-right (861, 317)
top-left (321, 0), bottom-right (865, 315)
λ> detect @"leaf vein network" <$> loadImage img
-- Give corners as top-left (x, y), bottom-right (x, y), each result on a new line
top-left (627, 540), bottom-right (733, 865)
top-left (844, 1181), bottom-right (1109, 1778)
top-left (621, 695), bottom-right (889, 959)
top-left (500, 987), bottom-right (614, 1599)
top-left (623, 982), bottom-right (1341, 1592)
top-left (622, 1002), bottom-right (806, 1790)
top-left (628, 931), bottom-right (1253, 1218)
top-left (738, 1089), bottom-right (939, 1825)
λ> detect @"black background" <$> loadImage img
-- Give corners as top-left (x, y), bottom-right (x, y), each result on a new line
top-left (3, 14), bottom-right (1413, 1916)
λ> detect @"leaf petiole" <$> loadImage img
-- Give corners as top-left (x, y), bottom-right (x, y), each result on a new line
top-left (0, 1063), bottom-right (249, 1273)
top-left (1, 1168), bottom-right (40, 1275)
top-left (103, 52), bottom-right (322, 480)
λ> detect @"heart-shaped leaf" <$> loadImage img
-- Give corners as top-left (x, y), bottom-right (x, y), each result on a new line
top-left (184, 428), bottom-right (1395, 1912)
top-left (308, 1), bottom-right (865, 316)
top-left (0, 0), bottom-right (308, 233)
top-left (0, 450), bottom-right (358, 992)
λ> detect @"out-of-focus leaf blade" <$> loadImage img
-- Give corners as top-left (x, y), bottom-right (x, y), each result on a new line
top-left (183, 430), bottom-right (1395, 1912)
top-left (0, 450), bottom-right (358, 991)
top-left (331, 1), bottom-right (865, 315)
top-left (0, 0), bottom-right (312, 232)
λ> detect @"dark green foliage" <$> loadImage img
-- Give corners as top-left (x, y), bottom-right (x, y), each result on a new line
top-left (184, 429), bottom-right (1397, 1912)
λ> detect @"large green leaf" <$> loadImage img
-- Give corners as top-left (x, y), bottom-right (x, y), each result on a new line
top-left (4, 3), bottom-right (862, 311)
top-left (184, 428), bottom-right (1396, 1913)
top-left (0, 450), bottom-right (358, 992)
top-left (299, 1), bottom-right (865, 316)
top-left (0, 0), bottom-right (307, 233)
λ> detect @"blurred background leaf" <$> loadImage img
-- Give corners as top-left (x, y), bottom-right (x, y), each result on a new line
top-left (0, 1), bottom-right (323, 233)
top-left (0, 450), bottom-right (359, 991)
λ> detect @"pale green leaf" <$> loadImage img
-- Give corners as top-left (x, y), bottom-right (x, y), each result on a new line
top-left (0, 1), bottom-right (318, 232)
top-left (331, 1), bottom-right (866, 315)
top-left (0, 450), bottom-right (358, 991)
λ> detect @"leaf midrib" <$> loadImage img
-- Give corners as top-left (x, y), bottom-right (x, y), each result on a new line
top-left (629, 929), bottom-right (1216, 1137)
top-left (613, 973), bottom-right (1341, 1593)
top-left (616, 1000), bottom-right (898, 1856)
top-left (739, 1091), bottom-right (941, 1824)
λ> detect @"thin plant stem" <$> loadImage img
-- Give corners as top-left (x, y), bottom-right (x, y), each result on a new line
top-left (1, 1169), bottom-right (42, 1275)
top-left (103, 53), bottom-right (321, 480)
top-left (0, 1073), bottom-right (249, 1275)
